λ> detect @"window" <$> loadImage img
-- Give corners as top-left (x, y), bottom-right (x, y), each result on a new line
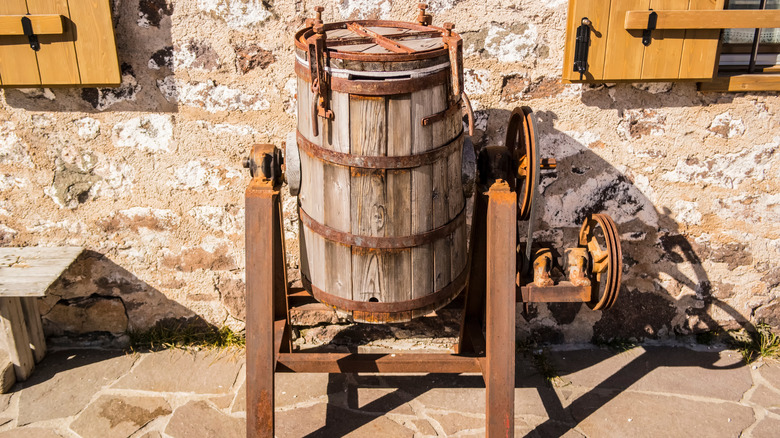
top-left (719, 0), bottom-right (779, 72)
top-left (561, 0), bottom-right (780, 91)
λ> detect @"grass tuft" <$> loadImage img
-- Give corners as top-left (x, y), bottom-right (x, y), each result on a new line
top-left (129, 323), bottom-right (245, 351)
top-left (729, 322), bottom-right (780, 364)
top-left (517, 341), bottom-right (567, 387)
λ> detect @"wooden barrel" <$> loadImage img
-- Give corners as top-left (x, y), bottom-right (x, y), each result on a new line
top-left (294, 20), bottom-right (467, 323)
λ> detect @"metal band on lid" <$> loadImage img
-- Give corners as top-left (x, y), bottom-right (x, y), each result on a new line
top-left (294, 62), bottom-right (450, 95)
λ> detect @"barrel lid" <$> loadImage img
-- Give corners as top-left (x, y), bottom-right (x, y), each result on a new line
top-left (295, 20), bottom-right (460, 62)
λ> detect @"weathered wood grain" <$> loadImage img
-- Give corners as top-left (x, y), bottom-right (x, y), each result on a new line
top-left (322, 91), bottom-right (352, 299)
top-left (385, 94), bottom-right (413, 303)
top-left (411, 86), bottom-right (437, 299)
top-left (20, 297), bottom-right (46, 363)
top-left (0, 297), bottom-right (34, 381)
top-left (430, 86), bottom-right (451, 292)
top-left (0, 247), bottom-right (83, 296)
top-left (350, 95), bottom-right (388, 302)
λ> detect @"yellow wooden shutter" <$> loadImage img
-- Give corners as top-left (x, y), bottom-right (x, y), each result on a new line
top-left (0, 0), bottom-right (120, 87)
top-left (562, 0), bottom-right (725, 82)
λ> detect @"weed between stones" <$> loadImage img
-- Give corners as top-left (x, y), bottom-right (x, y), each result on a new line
top-left (129, 324), bottom-right (245, 351)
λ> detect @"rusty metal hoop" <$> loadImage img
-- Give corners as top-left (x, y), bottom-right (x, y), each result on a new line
top-left (578, 213), bottom-right (622, 310)
top-left (505, 106), bottom-right (537, 221)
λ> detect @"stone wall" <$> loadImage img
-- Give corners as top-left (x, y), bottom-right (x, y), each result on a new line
top-left (0, 0), bottom-right (777, 343)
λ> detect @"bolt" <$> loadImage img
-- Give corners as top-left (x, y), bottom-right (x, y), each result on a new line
top-left (417, 3), bottom-right (428, 25)
top-left (242, 157), bottom-right (252, 169)
top-left (314, 6), bottom-right (324, 23)
top-left (581, 17), bottom-right (591, 27)
top-left (443, 22), bottom-right (454, 36)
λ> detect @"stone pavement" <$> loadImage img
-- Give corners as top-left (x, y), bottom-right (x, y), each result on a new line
top-left (0, 345), bottom-right (777, 437)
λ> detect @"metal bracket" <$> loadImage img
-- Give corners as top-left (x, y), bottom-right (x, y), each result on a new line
top-left (243, 144), bottom-right (284, 186)
top-left (441, 22), bottom-right (463, 104)
top-left (307, 24), bottom-right (334, 137)
top-left (21, 16), bottom-right (40, 52)
top-left (573, 17), bottom-right (591, 80)
top-left (643, 10), bottom-right (657, 46)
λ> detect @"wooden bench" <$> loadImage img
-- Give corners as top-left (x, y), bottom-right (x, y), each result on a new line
top-left (0, 247), bottom-right (83, 392)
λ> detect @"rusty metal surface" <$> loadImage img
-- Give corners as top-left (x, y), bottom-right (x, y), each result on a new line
top-left (462, 92), bottom-right (475, 136)
top-left (276, 353), bottom-right (481, 374)
top-left (417, 3), bottom-right (432, 26)
top-left (485, 181), bottom-right (516, 438)
top-left (441, 22), bottom-right (463, 100)
top-left (518, 282), bottom-right (592, 303)
top-left (422, 97), bottom-right (462, 126)
top-left (532, 248), bottom-right (554, 287)
top-left (245, 178), bottom-right (281, 438)
top-left (295, 61), bottom-right (450, 95)
top-left (297, 129), bottom-right (463, 169)
top-left (346, 22), bottom-right (416, 53)
top-left (565, 247), bottom-right (591, 287)
top-left (307, 262), bottom-right (468, 314)
top-left (578, 213), bottom-right (622, 310)
top-left (294, 20), bottom-right (460, 62)
top-left (299, 205), bottom-right (465, 249)
top-left (327, 31), bottom-right (442, 48)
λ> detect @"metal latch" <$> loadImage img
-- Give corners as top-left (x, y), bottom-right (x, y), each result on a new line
top-left (21, 16), bottom-right (40, 51)
top-left (643, 11), bottom-right (657, 46)
top-left (573, 17), bottom-right (591, 80)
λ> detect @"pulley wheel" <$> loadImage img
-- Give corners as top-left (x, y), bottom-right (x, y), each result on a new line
top-left (505, 106), bottom-right (538, 221)
top-left (578, 213), bottom-right (622, 310)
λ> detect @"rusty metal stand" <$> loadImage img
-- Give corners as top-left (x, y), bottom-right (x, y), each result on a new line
top-left (246, 174), bottom-right (519, 438)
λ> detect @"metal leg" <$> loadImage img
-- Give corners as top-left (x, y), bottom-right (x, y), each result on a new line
top-left (485, 181), bottom-right (516, 438)
top-left (246, 178), bottom-right (290, 438)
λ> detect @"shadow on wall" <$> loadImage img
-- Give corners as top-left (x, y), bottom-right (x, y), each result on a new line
top-left (470, 103), bottom-right (760, 344)
top-left (40, 250), bottom-right (201, 339)
top-left (3, 0), bottom-right (178, 113)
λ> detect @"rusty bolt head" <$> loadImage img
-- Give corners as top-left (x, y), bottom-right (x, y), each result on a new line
top-left (443, 22), bottom-right (454, 36)
top-left (418, 3), bottom-right (428, 10)
top-left (314, 6), bottom-right (324, 12)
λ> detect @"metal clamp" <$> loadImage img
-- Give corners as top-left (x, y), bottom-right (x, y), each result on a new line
top-left (643, 10), bottom-right (657, 46)
top-left (21, 16), bottom-right (40, 51)
top-left (441, 22), bottom-right (463, 104)
top-left (306, 24), bottom-right (334, 137)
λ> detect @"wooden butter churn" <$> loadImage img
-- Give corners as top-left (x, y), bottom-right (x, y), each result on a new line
top-left (244, 5), bottom-right (624, 437)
